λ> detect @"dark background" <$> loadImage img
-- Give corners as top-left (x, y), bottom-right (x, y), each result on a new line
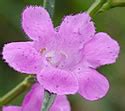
top-left (0, 0), bottom-right (125, 111)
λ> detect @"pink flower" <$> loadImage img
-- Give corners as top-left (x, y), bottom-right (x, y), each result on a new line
top-left (3, 83), bottom-right (71, 111)
top-left (2, 6), bottom-right (120, 101)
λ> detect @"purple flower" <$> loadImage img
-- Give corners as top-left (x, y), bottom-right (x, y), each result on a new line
top-left (3, 83), bottom-right (71, 111)
top-left (2, 6), bottom-right (120, 101)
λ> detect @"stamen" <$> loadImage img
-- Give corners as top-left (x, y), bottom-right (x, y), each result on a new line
top-left (40, 48), bottom-right (46, 54)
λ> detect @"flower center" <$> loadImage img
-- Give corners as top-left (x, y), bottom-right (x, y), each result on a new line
top-left (40, 48), bottom-right (67, 68)
top-left (45, 51), bottom-right (66, 68)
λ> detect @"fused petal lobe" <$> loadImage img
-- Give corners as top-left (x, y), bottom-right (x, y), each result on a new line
top-left (57, 13), bottom-right (95, 68)
top-left (22, 83), bottom-right (44, 111)
top-left (22, 6), bottom-right (55, 41)
top-left (2, 42), bottom-right (43, 74)
top-left (37, 68), bottom-right (79, 95)
top-left (51, 96), bottom-right (71, 111)
top-left (74, 67), bottom-right (109, 101)
top-left (59, 12), bottom-right (95, 48)
top-left (84, 32), bottom-right (120, 68)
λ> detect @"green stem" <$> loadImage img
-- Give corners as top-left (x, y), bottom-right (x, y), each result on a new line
top-left (98, 0), bottom-right (125, 13)
top-left (105, 0), bottom-right (125, 9)
top-left (111, 1), bottom-right (125, 8)
top-left (0, 75), bottom-right (35, 106)
top-left (41, 90), bottom-right (56, 111)
top-left (99, 0), bottom-right (112, 12)
top-left (43, 0), bottom-right (55, 18)
top-left (87, 0), bottom-right (107, 16)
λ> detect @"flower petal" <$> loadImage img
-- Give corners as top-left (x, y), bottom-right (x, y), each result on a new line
top-left (84, 32), bottom-right (120, 68)
top-left (22, 83), bottom-right (71, 111)
top-left (37, 68), bottom-right (79, 95)
top-left (57, 13), bottom-right (95, 68)
top-left (58, 12), bottom-right (95, 49)
top-left (3, 84), bottom-right (71, 111)
top-left (51, 96), bottom-right (71, 111)
top-left (22, 6), bottom-right (55, 41)
top-left (22, 83), bottom-right (44, 111)
top-left (2, 42), bottom-right (43, 74)
top-left (74, 67), bottom-right (109, 101)
top-left (3, 106), bottom-right (22, 111)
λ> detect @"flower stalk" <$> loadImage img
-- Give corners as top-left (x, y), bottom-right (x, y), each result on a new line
top-left (87, 0), bottom-right (107, 16)
top-left (43, 0), bottom-right (55, 18)
top-left (88, 0), bottom-right (125, 16)
top-left (111, 0), bottom-right (125, 8)
top-left (99, 0), bottom-right (125, 12)
top-left (0, 75), bottom-right (35, 106)
top-left (41, 90), bottom-right (56, 111)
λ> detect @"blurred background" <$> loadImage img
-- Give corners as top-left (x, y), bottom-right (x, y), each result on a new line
top-left (0, 0), bottom-right (125, 111)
